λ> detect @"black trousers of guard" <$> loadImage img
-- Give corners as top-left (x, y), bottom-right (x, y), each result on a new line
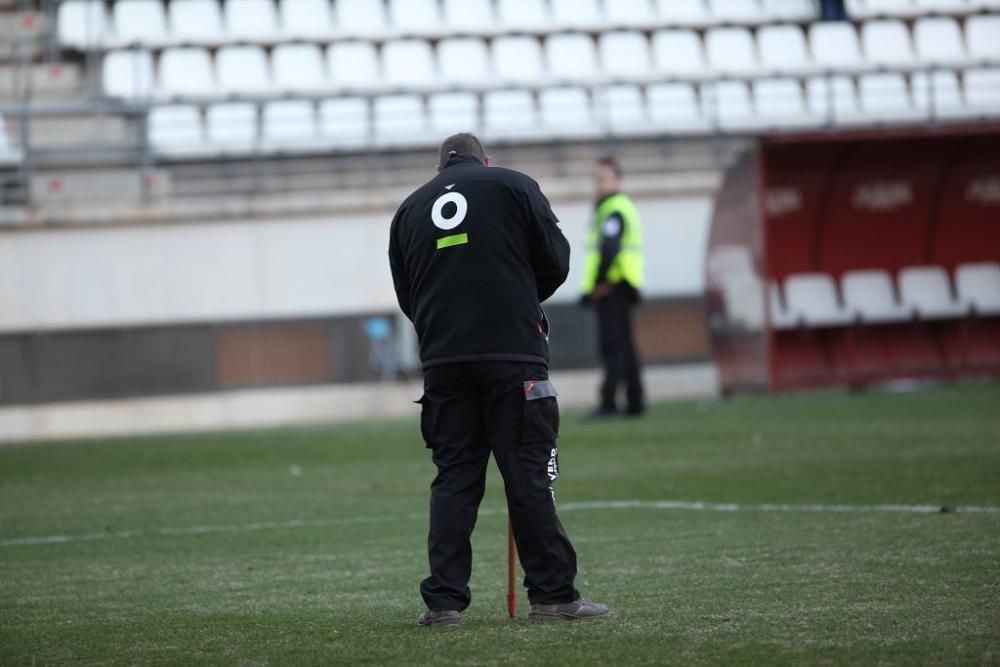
top-left (596, 286), bottom-right (645, 414)
top-left (418, 361), bottom-right (579, 611)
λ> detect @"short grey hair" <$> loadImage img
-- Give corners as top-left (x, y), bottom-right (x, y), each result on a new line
top-left (438, 133), bottom-right (487, 168)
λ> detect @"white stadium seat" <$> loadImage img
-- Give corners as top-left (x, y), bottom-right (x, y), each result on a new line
top-left (327, 42), bottom-right (379, 89)
top-left (706, 28), bottom-right (759, 74)
top-left (206, 102), bottom-right (258, 149)
top-left (496, 0), bottom-right (548, 29)
top-left (652, 30), bottom-right (707, 75)
top-left (808, 76), bottom-right (862, 121)
top-left (320, 97), bottom-right (369, 145)
top-left (280, 0), bottom-right (334, 38)
top-left (113, 0), bottom-right (167, 43)
top-left (705, 80), bottom-right (756, 130)
top-left (216, 46), bottom-right (272, 95)
top-left (262, 100), bottom-right (317, 146)
top-left (599, 85), bottom-right (647, 132)
top-left (810, 23), bottom-right (866, 70)
top-left (761, 0), bottom-right (815, 20)
top-left (862, 20), bottom-right (916, 66)
top-left (388, 0), bottom-right (441, 33)
top-left (841, 270), bottom-right (910, 323)
top-left (335, 0), bottom-right (387, 36)
top-left (58, 0), bottom-right (111, 48)
top-left (605, 0), bottom-right (657, 27)
top-left (848, 0), bottom-right (914, 16)
top-left (708, 0), bottom-right (760, 22)
top-left (550, 0), bottom-right (602, 28)
top-left (429, 92), bottom-right (479, 134)
top-left (149, 105), bottom-right (204, 149)
top-left (914, 0), bottom-right (970, 10)
top-left (103, 49), bottom-right (155, 98)
top-left (374, 95), bottom-right (425, 143)
top-left (158, 48), bottom-right (214, 97)
top-left (539, 87), bottom-right (594, 133)
top-left (769, 283), bottom-right (798, 329)
top-left (966, 15), bottom-right (1000, 60)
top-left (600, 31), bottom-right (653, 79)
top-left (759, 26), bottom-right (813, 73)
top-left (956, 263), bottom-right (1000, 316)
top-left (546, 34), bottom-right (599, 82)
top-left (912, 71), bottom-right (967, 117)
top-left (438, 38), bottom-right (491, 84)
top-left (785, 273), bottom-right (851, 327)
top-left (899, 266), bottom-right (967, 319)
top-left (272, 44), bottom-right (327, 93)
top-left (443, 0), bottom-right (493, 30)
top-left (655, 0), bottom-right (711, 23)
top-left (963, 68), bottom-right (1000, 112)
top-left (168, 0), bottom-right (224, 43)
top-left (859, 73), bottom-right (917, 119)
top-left (484, 90), bottom-right (538, 136)
top-left (755, 79), bottom-right (814, 127)
top-left (225, 0), bottom-right (277, 40)
top-left (914, 17), bottom-right (968, 64)
top-left (647, 83), bottom-right (706, 131)
top-left (382, 40), bottom-right (437, 87)
top-left (492, 36), bottom-right (546, 83)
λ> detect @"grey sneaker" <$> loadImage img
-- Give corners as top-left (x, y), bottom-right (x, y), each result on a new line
top-left (529, 597), bottom-right (610, 622)
top-left (417, 609), bottom-right (462, 627)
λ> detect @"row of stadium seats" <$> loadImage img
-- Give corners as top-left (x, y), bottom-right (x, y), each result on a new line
top-left (57, 0), bottom-right (1000, 48)
top-left (102, 16), bottom-right (1000, 99)
top-left (145, 71), bottom-right (1000, 152)
top-left (849, 0), bottom-right (1000, 16)
top-left (769, 264), bottom-right (1000, 329)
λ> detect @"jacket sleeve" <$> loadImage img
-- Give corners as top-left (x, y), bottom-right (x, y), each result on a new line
top-left (594, 212), bottom-right (624, 286)
top-left (388, 209), bottom-right (413, 321)
top-left (522, 179), bottom-right (571, 302)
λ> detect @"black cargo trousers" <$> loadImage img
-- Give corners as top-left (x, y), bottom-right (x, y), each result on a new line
top-left (596, 285), bottom-right (645, 414)
top-left (417, 360), bottom-right (579, 611)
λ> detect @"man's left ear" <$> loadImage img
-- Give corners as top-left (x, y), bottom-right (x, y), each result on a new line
top-left (484, 155), bottom-right (491, 167)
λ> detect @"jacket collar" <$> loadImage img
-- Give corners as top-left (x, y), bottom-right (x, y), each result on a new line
top-left (443, 154), bottom-right (484, 169)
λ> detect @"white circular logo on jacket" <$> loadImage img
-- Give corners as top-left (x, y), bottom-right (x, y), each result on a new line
top-left (602, 217), bottom-right (621, 237)
top-left (431, 192), bottom-right (469, 230)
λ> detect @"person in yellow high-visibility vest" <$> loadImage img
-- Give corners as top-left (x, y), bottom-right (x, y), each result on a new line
top-left (580, 157), bottom-right (645, 418)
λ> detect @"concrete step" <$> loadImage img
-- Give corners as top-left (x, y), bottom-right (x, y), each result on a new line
top-left (0, 62), bottom-right (84, 102)
top-left (6, 112), bottom-right (137, 149)
top-left (0, 10), bottom-right (48, 62)
top-left (30, 167), bottom-right (171, 204)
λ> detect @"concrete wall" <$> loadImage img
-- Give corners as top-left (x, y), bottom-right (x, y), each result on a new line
top-left (0, 194), bottom-right (711, 334)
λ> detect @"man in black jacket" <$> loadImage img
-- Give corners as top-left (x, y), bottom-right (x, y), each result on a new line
top-left (389, 133), bottom-right (609, 626)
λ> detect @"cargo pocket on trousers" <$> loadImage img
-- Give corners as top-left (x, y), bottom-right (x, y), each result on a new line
top-left (522, 380), bottom-right (560, 443)
top-left (417, 395), bottom-right (436, 449)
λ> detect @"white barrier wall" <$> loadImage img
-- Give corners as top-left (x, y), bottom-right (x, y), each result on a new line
top-left (0, 195), bottom-right (711, 333)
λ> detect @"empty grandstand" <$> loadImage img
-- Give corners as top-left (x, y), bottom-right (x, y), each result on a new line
top-left (0, 0), bottom-right (998, 437)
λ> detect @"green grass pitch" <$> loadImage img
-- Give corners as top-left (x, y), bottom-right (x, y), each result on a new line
top-left (2, 382), bottom-right (999, 665)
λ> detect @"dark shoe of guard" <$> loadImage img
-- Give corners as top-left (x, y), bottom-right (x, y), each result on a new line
top-left (529, 597), bottom-right (610, 622)
top-left (417, 609), bottom-right (462, 627)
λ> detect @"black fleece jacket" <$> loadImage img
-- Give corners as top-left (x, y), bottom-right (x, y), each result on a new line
top-left (388, 155), bottom-right (570, 369)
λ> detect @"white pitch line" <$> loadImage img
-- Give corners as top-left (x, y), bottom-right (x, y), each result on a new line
top-left (2, 499), bottom-right (997, 548)
top-left (554, 500), bottom-right (1000, 515)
